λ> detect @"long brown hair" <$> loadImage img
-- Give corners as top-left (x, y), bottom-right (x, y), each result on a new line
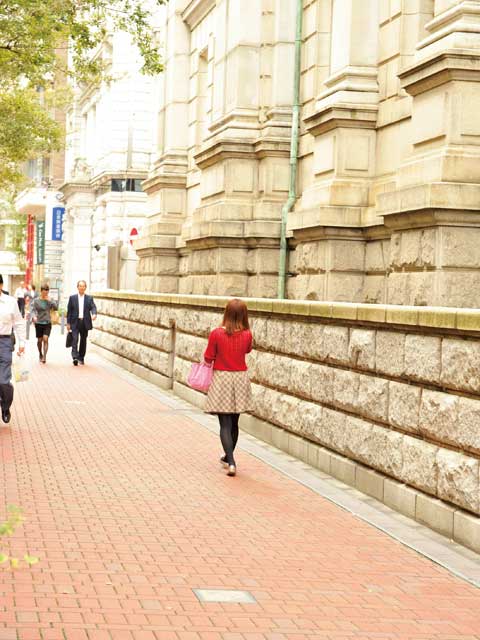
top-left (222, 298), bottom-right (250, 335)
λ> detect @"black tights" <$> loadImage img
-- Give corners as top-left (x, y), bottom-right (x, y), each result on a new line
top-left (218, 413), bottom-right (240, 465)
top-left (37, 336), bottom-right (49, 359)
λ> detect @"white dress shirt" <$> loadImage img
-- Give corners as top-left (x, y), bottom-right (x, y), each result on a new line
top-left (78, 294), bottom-right (85, 319)
top-left (0, 292), bottom-right (26, 346)
top-left (14, 286), bottom-right (25, 299)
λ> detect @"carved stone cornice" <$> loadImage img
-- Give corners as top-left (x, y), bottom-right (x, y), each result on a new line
top-left (60, 180), bottom-right (94, 200)
top-left (182, 0), bottom-right (215, 29)
top-left (399, 51), bottom-right (480, 96)
top-left (304, 103), bottom-right (378, 136)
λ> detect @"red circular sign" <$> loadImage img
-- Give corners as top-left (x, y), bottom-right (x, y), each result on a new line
top-left (129, 227), bottom-right (138, 246)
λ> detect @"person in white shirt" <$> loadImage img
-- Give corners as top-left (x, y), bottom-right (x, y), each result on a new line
top-left (0, 274), bottom-right (26, 423)
top-left (66, 280), bottom-right (97, 366)
top-left (14, 280), bottom-right (27, 318)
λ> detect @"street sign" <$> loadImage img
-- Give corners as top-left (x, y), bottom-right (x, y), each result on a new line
top-left (52, 207), bottom-right (65, 241)
top-left (36, 221), bottom-right (45, 264)
top-left (129, 227), bottom-right (138, 246)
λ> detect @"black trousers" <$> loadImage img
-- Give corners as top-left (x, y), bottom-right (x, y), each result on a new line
top-left (71, 319), bottom-right (89, 361)
top-left (17, 298), bottom-right (25, 318)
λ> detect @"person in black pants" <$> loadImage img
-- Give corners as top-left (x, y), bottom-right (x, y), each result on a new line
top-left (66, 280), bottom-right (97, 366)
top-left (204, 299), bottom-right (253, 477)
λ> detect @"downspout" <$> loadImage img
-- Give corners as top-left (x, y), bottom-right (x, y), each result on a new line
top-left (277, 0), bottom-right (303, 299)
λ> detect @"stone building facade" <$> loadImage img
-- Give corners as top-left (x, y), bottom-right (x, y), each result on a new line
top-left (60, 20), bottom-right (161, 301)
top-left (136, 0), bottom-right (480, 308)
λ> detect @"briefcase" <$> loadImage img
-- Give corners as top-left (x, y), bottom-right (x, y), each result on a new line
top-left (66, 331), bottom-right (73, 348)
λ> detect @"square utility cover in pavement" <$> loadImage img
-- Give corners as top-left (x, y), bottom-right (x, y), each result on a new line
top-left (193, 589), bottom-right (257, 604)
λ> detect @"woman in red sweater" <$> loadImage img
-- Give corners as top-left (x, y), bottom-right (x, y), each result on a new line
top-left (204, 298), bottom-right (253, 476)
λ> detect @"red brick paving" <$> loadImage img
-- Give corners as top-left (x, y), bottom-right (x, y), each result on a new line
top-left (1, 333), bottom-right (480, 640)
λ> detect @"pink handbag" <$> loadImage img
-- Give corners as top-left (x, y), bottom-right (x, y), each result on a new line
top-left (187, 361), bottom-right (213, 391)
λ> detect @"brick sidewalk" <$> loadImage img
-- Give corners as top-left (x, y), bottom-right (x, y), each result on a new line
top-left (1, 329), bottom-right (479, 640)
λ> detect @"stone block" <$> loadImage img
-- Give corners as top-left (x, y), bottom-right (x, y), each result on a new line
top-left (265, 318), bottom-right (285, 350)
top-left (283, 321), bottom-right (312, 357)
top-left (401, 436), bottom-right (438, 495)
top-left (419, 389), bottom-right (459, 445)
top-left (344, 416), bottom-right (374, 465)
top-left (441, 338), bottom-right (480, 394)
top-left (306, 441), bottom-right (319, 468)
top-left (355, 466), bottom-right (385, 502)
top-left (257, 352), bottom-right (291, 392)
top-left (357, 375), bottom-right (389, 422)
top-left (365, 240), bottom-right (388, 273)
top-left (320, 407), bottom-right (347, 454)
top-left (329, 240), bottom-right (365, 271)
top-left (384, 479), bottom-right (417, 519)
top-left (272, 425), bottom-right (289, 452)
top-left (289, 360), bottom-right (313, 398)
top-left (388, 381), bottom-right (421, 434)
top-left (376, 330), bottom-right (405, 377)
top-left (456, 398), bottom-right (480, 455)
top-left (437, 449), bottom-right (479, 514)
top-left (441, 227), bottom-right (480, 268)
top-left (370, 426), bottom-right (404, 478)
top-left (404, 334), bottom-right (441, 383)
top-left (310, 363), bottom-right (334, 404)
top-left (321, 325), bottom-right (349, 363)
top-left (349, 329), bottom-right (376, 370)
top-left (453, 511), bottom-right (480, 554)
top-left (272, 393), bottom-right (301, 431)
top-left (416, 494), bottom-right (455, 539)
top-left (308, 323), bottom-right (327, 360)
top-left (288, 433), bottom-right (308, 462)
top-left (390, 228), bottom-right (436, 269)
top-left (437, 271), bottom-right (480, 309)
top-left (330, 453), bottom-right (356, 487)
top-left (327, 272), bottom-right (364, 302)
top-left (296, 401), bottom-right (323, 439)
top-left (332, 369), bottom-right (359, 412)
top-left (363, 275), bottom-right (387, 304)
top-left (317, 447), bottom-right (331, 474)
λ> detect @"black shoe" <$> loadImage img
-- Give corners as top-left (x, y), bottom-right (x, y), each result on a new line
top-left (79, 360), bottom-right (84, 365)
top-left (73, 359), bottom-right (78, 366)
top-left (2, 408), bottom-right (11, 423)
top-left (220, 455), bottom-right (228, 468)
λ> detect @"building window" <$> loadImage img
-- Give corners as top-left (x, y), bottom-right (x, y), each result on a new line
top-left (110, 178), bottom-right (143, 192)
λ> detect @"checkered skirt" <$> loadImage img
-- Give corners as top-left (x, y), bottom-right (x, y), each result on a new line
top-left (204, 370), bottom-right (253, 414)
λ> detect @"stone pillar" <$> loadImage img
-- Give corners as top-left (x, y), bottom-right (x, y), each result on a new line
top-left (135, 0), bottom-right (189, 293)
top-left (180, 0), bottom-right (293, 297)
top-left (378, 0), bottom-right (480, 307)
top-left (61, 182), bottom-right (95, 298)
top-left (289, 0), bottom-right (379, 302)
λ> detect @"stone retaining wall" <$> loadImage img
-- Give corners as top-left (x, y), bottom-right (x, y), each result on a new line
top-left (92, 292), bottom-right (480, 553)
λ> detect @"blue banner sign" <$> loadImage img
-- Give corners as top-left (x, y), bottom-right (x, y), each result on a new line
top-left (52, 206), bottom-right (65, 241)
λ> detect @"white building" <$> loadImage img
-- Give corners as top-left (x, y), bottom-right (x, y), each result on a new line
top-left (61, 9), bottom-right (163, 301)
top-left (135, 0), bottom-right (480, 308)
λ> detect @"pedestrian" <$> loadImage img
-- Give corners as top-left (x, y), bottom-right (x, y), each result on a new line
top-left (14, 280), bottom-right (27, 318)
top-left (204, 298), bottom-right (253, 477)
top-left (0, 274), bottom-right (26, 423)
top-left (31, 284), bottom-right (58, 363)
top-left (66, 280), bottom-right (97, 366)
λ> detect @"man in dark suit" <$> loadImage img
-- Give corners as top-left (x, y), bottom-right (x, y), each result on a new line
top-left (67, 280), bottom-right (97, 366)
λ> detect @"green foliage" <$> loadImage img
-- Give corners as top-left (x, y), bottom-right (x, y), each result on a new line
top-left (0, 505), bottom-right (39, 569)
top-left (0, 0), bottom-right (166, 190)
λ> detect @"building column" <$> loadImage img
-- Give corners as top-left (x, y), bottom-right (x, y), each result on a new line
top-left (289, 0), bottom-right (379, 302)
top-left (135, 0), bottom-right (189, 293)
top-left (378, 0), bottom-right (480, 307)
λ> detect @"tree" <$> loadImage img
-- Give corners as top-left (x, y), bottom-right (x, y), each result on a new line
top-left (0, 0), bottom-right (166, 190)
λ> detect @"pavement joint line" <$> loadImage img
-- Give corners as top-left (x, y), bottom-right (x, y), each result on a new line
top-left (92, 350), bottom-right (480, 590)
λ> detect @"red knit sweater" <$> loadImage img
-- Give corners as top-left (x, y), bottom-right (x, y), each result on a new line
top-left (204, 328), bottom-right (253, 371)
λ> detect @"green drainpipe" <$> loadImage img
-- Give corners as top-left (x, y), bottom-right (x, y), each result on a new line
top-left (277, 0), bottom-right (303, 299)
